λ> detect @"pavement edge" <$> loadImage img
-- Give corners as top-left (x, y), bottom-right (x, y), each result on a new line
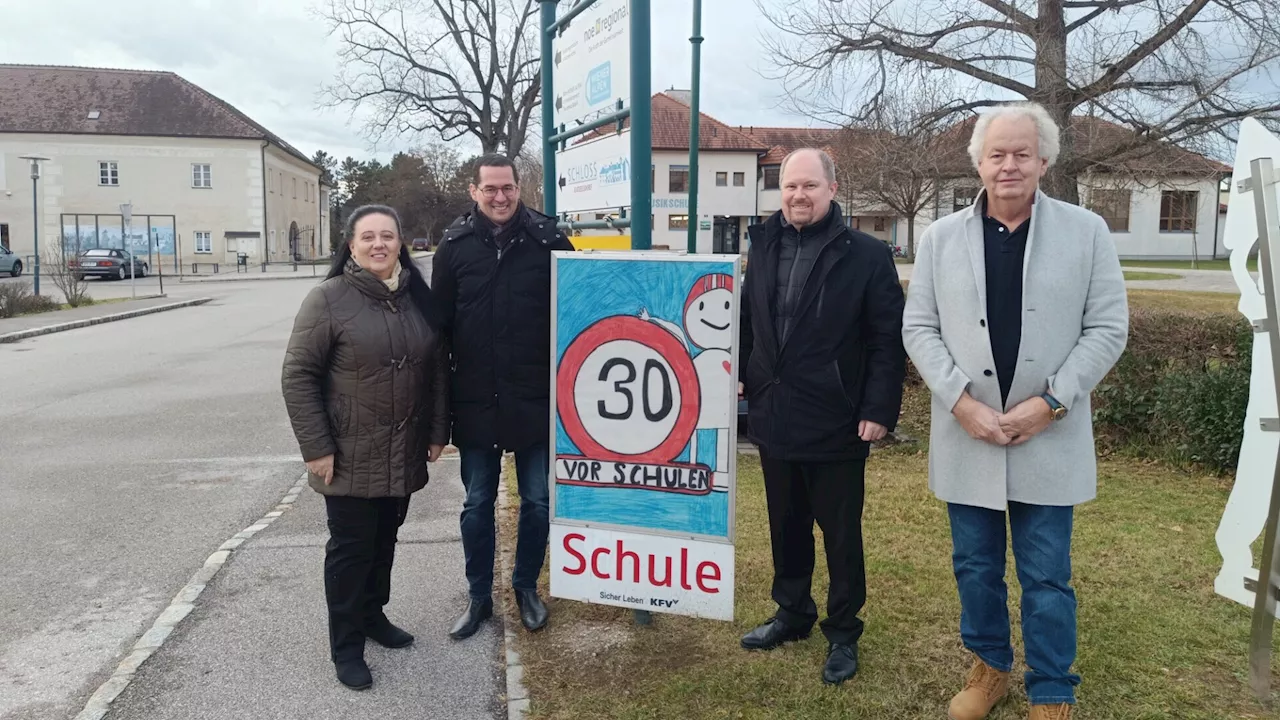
top-left (72, 471), bottom-right (310, 720)
top-left (496, 464), bottom-right (530, 719)
top-left (0, 297), bottom-right (214, 344)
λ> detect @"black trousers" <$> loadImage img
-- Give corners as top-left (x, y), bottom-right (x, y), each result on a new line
top-left (324, 495), bottom-right (411, 662)
top-left (760, 455), bottom-right (867, 645)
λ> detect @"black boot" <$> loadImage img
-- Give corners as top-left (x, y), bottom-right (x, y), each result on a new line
top-left (740, 617), bottom-right (811, 651)
top-left (366, 617), bottom-right (414, 649)
top-left (335, 656), bottom-right (373, 690)
top-left (822, 643), bottom-right (859, 685)
top-left (449, 597), bottom-right (493, 640)
top-left (514, 589), bottom-right (549, 632)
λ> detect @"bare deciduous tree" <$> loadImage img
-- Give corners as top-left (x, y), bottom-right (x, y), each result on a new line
top-left (831, 84), bottom-right (956, 258)
top-left (515, 151), bottom-right (545, 211)
top-left (758, 0), bottom-right (1280, 203)
top-left (47, 237), bottom-right (92, 308)
top-left (319, 0), bottom-right (541, 158)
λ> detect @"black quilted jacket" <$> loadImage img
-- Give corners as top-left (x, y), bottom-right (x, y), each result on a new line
top-left (431, 204), bottom-right (574, 451)
top-left (281, 261), bottom-right (450, 498)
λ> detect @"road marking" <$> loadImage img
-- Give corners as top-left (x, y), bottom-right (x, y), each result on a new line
top-left (73, 471), bottom-right (309, 720)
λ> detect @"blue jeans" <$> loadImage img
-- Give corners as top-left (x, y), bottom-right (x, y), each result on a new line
top-left (459, 444), bottom-right (550, 601)
top-left (948, 502), bottom-right (1081, 706)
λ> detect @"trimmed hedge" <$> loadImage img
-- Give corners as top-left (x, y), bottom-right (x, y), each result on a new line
top-left (898, 304), bottom-right (1252, 474)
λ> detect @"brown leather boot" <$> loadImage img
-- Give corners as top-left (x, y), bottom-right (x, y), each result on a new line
top-left (947, 658), bottom-right (1010, 720)
top-left (1028, 703), bottom-right (1072, 720)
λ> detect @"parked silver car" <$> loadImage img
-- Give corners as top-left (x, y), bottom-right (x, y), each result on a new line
top-left (69, 248), bottom-right (148, 281)
top-left (0, 246), bottom-right (22, 277)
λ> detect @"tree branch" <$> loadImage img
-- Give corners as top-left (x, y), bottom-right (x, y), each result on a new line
top-left (1074, 0), bottom-right (1213, 101)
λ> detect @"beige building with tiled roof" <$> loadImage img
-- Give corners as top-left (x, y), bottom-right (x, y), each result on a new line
top-left (577, 90), bottom-right (1232, 258)
top-left (0, 65), bottom-right (330, 276)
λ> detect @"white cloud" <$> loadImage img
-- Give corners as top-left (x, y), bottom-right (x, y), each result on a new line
top-left (1, 0), bottom-right (809, 161)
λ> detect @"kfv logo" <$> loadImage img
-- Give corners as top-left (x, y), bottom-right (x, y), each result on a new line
top-left (586, 62), bottom-right (611, 105)
top-left (650, 598), bottom-right (678, 608)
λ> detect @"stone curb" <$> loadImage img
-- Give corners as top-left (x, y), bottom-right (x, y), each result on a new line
top-left (72, 472), bottom-right (310, 720)
top-left (0, 297), bottom-right (213, 344)
top-left (496, 465), bottom-right (530, 720)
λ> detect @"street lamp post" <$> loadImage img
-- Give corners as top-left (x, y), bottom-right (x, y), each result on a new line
top-left (19, 155), bottom-right (49, 295)
top-left (121, 201), bottom-right (136, 299)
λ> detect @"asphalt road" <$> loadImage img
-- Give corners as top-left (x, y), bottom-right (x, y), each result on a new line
top-left (0, 267), bottom-right (496, 720)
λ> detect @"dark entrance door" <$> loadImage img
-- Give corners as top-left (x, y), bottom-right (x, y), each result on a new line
top-left (712, 217), bottom-right (739, 254)
top-left (0, 223), bottom-right (8, 251)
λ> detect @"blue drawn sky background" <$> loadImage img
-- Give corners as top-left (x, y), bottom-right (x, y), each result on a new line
top-left (555, 255), bottom-right (736, 538)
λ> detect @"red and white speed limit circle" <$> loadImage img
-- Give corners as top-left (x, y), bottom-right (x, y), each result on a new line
top-left (557, 315), bottom-right (700, 463)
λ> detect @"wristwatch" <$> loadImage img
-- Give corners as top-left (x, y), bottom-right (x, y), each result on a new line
top-left (1041, 392), bottom-right (1067, 421)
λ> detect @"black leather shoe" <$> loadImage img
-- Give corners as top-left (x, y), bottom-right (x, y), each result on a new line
top-left (366, 619), bottom-right (414, 649)
top-left (822, 643), bottom-right (859, 685)
top-left (449, 598), bottom-right (493, 640)
top-left (335, 657), bottom-right (372, 690)
top-left (514, 589), bottom-right (549, 631)
top-left (740, 617), bottom-right (811, 650)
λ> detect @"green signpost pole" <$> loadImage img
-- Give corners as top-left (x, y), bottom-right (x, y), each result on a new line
top-left (629, 0), bottom-right (652, 251)
top-left (686, 0), bottom-right (702, 254)
top-left (541, 0), bottom-right (558, 217)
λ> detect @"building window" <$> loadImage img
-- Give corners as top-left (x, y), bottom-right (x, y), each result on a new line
top-left (99, 162), bottom-right (119, 186)
top-left (763, 166), bottom-right (780, 190)
top-left (953, 186), bottom-right (979, 213)
top-left (1087, 188), bottom-right (1131, 232)
top-left (669, 166), bottom-right (689, 194)
top-left (669, 214), bottom-right (689, 231)
top-left (733, 172), bottom-right (745, 187)
top-left (715, 171), bottom-right (727, 187)
top-left (194, 231), bottom-right (213, 254)
top-left (1160, 190), bottom-right (1198, 232)
top-left (874, 217), bottom-right (886, 232)
top-left (192, 164), bottom-right (212, 188)
top-left (293, 177), bottom-right (298, 199)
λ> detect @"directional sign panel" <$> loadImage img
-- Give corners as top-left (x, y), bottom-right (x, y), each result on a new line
top-left (556, 131), bottom-right (631, 214)
top-left (552, 0), bottom-right (631, 127)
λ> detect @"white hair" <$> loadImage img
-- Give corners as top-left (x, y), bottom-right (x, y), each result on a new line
top-left (967, 102), bottom-right (1061, 170)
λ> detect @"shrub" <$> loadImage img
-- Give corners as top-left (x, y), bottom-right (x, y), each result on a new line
top-left (901, 303), bottom-right (1253, 474)
top-left (0, 281), bottom-right (59, 319)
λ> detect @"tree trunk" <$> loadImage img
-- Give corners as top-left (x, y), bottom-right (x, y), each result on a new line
top-left (906, 213), bottom-right (916, 260)
top-left (1034, 0), bottom-right (1080, 205)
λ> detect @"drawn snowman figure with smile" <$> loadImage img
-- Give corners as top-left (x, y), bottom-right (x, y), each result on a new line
top-left (640, 273), bottom-right (735, 491)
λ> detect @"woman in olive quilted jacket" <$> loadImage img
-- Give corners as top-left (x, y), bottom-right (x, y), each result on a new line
top-left (281, 204), bottom-right (448, 691)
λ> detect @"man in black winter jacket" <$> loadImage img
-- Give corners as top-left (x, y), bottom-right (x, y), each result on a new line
top-left (738, 148), bottom-right (906, 685)
top-left (431, 155), bottom-right (575, 640)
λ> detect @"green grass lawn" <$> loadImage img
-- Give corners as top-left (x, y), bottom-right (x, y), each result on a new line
top-left (1123, 271), bottom-right (1183, 281)
top-left (504, 452), bottom-right (1280, 719)
top-left (1121, 258), bottom-right (1254, 272)
top-left (1127, 289), bottom-right (1239, 314)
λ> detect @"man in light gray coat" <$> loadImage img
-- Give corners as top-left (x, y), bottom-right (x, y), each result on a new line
top-left (902, 102), bottom-right (1128, 720)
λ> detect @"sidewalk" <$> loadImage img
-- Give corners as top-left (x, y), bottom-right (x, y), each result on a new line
top-left (101, 460), bottom-right (505, 720)
top-left (0, 296), bottom-right (209, 342)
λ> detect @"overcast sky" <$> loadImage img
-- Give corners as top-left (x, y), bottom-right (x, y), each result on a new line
top-left (0, 0), bottom-right (809, 162)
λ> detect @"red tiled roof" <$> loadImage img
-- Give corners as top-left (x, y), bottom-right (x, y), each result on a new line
top-left (737, 126), bottom-right (842, 164)
top-left (0, 64), bottom-right (318, 169)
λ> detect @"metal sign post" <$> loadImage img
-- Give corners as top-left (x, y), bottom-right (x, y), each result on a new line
top-left (1245, 156), bottom-right (1280, 700)
top-left (541, 0), bottom-right (658, 622)
top-left (542, 0), bottom-right (650, 245)
top-left (121, 202), bottom-right (136, 299)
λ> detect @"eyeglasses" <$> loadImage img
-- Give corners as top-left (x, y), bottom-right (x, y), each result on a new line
top-left (478, 185), bottom-right (519, 198)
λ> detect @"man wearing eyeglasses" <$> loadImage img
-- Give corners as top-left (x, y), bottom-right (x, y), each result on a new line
top-left (432, 155), bottom-right (574, 640)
